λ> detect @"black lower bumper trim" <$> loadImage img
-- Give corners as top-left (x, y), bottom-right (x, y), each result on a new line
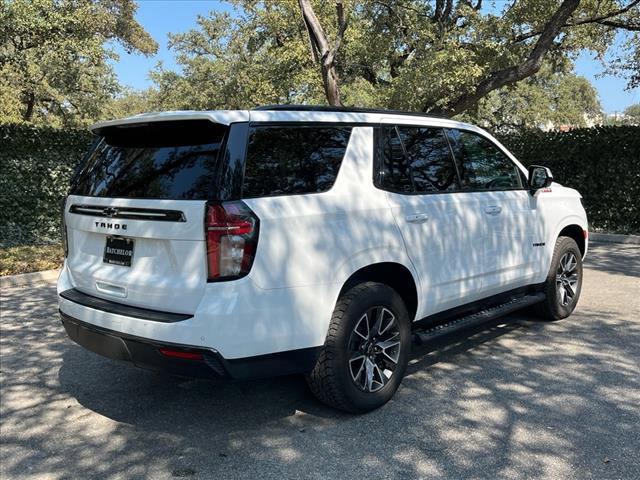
top-left (59, 288), bottom-right (193, 323)
top-left (60, 312), bottom-right (321, 381)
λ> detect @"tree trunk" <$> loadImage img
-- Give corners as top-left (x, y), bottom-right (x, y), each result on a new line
top-left (322, 60), bottom-right (342, 106)
top-left (23, 92), bottom-right (35, 121)
top-left (298, 0), bottom-right (347, 106)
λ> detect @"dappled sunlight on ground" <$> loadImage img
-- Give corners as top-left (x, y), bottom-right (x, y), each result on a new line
top-left (1, 243), bottom-right (639, 479)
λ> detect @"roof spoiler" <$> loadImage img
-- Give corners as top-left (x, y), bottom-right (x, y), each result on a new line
top-left (90, 110), bottom-right (250, 135)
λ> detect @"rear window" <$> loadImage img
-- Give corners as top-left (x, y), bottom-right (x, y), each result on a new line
top-left (242, 126), bottom-right (352, 198)
top-left (71, 120), bottom-right (226, 200)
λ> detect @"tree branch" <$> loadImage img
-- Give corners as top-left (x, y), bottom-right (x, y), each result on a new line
top-left (597, 19), bottom-right (640, 30)
top-left (300, 12), bottom-right (320, 62)
top-left (371, 0), bottom-right (429, 18)
top-left (442, 0), bottom-right (453, 22)
top-left (390, 48), bottom-right (414, 78)
top-left (434, 0), bottom-right (581, 116)
top-left (299, 0), bottom-right (330, 56)
top-left (326, 1), bottom-right (348, 66)
top-left (434, 0), bottom-right (444, 21)
top-left (512, 0), bottom-right (640, 43)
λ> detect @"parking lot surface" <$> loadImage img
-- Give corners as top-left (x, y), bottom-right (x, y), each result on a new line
top-left (1, 242), bottom-right (639, 479)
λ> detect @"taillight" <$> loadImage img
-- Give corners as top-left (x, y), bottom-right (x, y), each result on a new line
top-left (61, 197), bottom-right (68, 258)
top-left (205, 201), bottom-right (259, 281)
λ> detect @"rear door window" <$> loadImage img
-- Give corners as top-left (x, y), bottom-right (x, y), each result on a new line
top-left (71, 120), bottom-right (226, 199)
top-left (242, 126), bottom-right (352, 198)
top-left (376, 125), bottom-right (459, 194)
top-left (378, 126), bottom-right (414, 193)
top-left (445, 129), bottom-right (522, 190)
top-left (396, 126), bottom-right (459, 193)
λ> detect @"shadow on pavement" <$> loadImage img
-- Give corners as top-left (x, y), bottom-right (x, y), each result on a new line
top-left (1, 244), bottom-right (639, 478)
top-left (586, 242), bottom-right (640, 277)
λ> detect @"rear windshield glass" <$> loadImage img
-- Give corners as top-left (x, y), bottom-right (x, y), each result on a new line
top-left (242, 126), bottom-right (352, 198)
top-left (71, 120), bottom-right (226, 200)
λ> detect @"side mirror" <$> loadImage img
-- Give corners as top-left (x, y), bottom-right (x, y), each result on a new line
top-left (528, 165), bottom-right (553, 194)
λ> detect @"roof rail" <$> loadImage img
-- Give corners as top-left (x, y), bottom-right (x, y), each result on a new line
top-left (252, 104), bottom-right (451, 119)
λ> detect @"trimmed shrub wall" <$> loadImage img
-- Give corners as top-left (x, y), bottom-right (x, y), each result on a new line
top-left (0, 124), bottom-right (93, 246)
top-left (0, 123), bottom-right (638, 246)
top-left (498, 126), bottom-right (640, 234)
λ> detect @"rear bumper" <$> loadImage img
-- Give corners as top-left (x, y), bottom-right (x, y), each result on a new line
top-left (58, 264), bottom-right (336, 360)
top-left (60, 312), bottom-right (321, 381)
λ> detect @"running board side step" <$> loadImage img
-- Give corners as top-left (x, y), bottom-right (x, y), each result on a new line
top-left (413, 292), bottom-right (546, 345)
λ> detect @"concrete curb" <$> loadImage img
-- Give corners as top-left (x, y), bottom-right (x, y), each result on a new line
top-left (1, 269), bottom-right (60, 289)
top-left (590, 233), bottom-right (640, 245)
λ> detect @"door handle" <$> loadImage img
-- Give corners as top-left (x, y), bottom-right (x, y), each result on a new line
top-left (406, 213), bottom-right (429, 223)
top-left (484, 205), bottom-right (502, 215)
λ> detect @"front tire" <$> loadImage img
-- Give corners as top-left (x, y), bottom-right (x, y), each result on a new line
top-left (306, 282), bottom-right (411, 413)
top-left (534, 236), bottom-right (583, 320)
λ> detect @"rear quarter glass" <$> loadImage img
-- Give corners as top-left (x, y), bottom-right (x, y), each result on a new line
top-left (242, 125), bottom-right (352, 198)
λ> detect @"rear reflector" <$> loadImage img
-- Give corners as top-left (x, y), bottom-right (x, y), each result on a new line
top-left (205, 201), bottom-right (259, 281)
top-left (158, 348), bottom-right (204, 361)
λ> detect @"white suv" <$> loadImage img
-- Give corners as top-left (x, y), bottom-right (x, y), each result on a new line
top-left (58, 106), bottom-right (588, 412)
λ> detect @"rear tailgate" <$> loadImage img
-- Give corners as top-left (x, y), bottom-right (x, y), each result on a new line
top-left (64, 196), bottom-right (207, 314)
top-left (61, 116), bottom-right (247, 315)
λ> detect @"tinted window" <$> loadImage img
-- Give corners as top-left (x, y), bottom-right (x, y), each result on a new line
top-left (378, 126), bottom-right (413, 193)
top-left (446, 129), bottom-right (522, 190)
top-left (71, 121), bottom-right (226, 199)
top-left (397, 127), bottom-right (458, 193)
top-left (377, 126), bottom-right (458, 193)
top-left (242, 126), bottom-right (352, 198)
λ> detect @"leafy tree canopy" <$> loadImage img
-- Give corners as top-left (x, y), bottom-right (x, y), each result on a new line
top-left (0, 0), bottom-right (157, 126)
top-left (464, 66), bottom-right (602, 130)
top-left (151, 0), bottom-right (639, 118)
top-left (623, 102), bottom-right (640, 118)
top-left (2, 0), bottom-right (636, 127)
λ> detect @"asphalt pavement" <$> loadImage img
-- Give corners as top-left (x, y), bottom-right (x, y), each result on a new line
top-left (1, 242), bottom-right (639, 479)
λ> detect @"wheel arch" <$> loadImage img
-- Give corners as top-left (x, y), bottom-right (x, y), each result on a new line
top-left (338, 262), bottom-right (419, 322)
top-left (557, 223), bottom-right (587, 258)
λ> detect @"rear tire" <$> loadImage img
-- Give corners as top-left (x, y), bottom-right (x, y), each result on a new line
top-left (306, 282), bottom-right (411, 413)
top-left (534, 236), bottom-right (583, 320)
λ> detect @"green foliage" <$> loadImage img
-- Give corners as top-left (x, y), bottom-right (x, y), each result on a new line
top-left (465, 68), bottom-right (602, 130)
top-left (149, 0), bottom-right (639, 115)
top-left (623, 103), bottom-right (640, 122)
top-left (1, 123), bottom-right (637, 248)
top-left (148, 1), bottom-right (326, 110)
top-left (1, 0), bottom-right (636, 127)
top-left (0, 123), bottom-right (93, 246)
top-left (500, 126), bottom-right (640, 234)
top-left (0, 0), bottom-right (157, 127)
top-left (102, 88), bottom-right (158, 119)
top-left (605, 28), bottom-right (640, 89)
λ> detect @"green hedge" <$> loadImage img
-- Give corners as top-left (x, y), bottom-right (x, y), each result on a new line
top-left (1, 123), bottom-right (638, 247)
top-left (0, 124), bottom-right (93, 246)
top-left (498, 126), bottom-right (640, 234)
